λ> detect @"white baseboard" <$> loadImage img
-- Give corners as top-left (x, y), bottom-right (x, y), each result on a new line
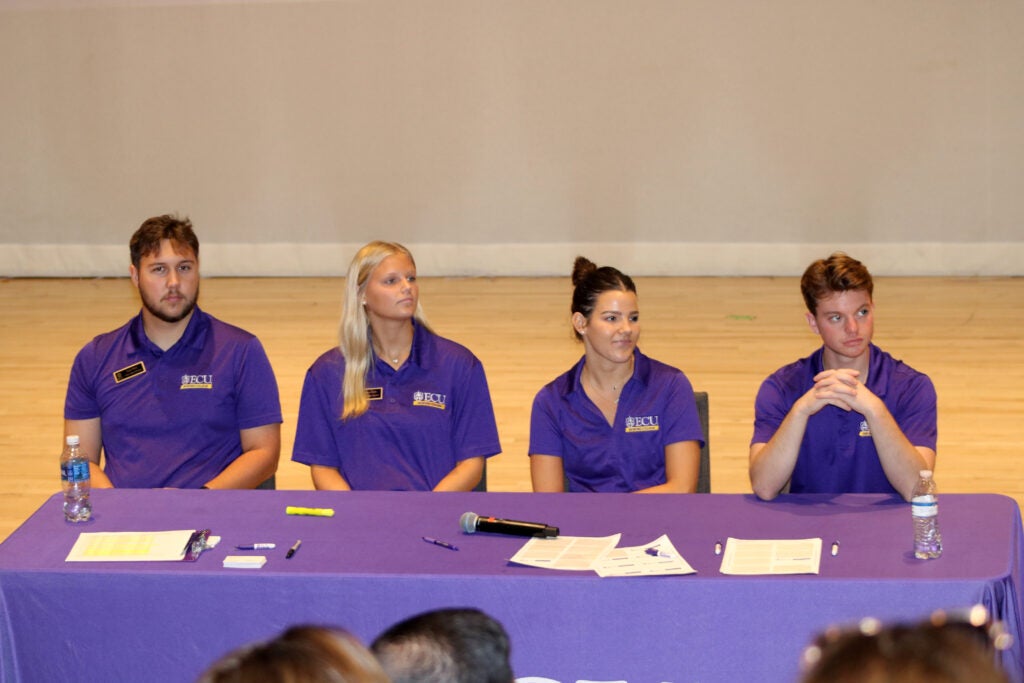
top-left (3, 242), bottom-right (1023, 277)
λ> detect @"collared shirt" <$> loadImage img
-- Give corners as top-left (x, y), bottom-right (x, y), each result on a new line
top-left (64, 307), bottom-right (282, 488)
top-left (529, 348), bottom-right (705, 492)
top-left (751, 344), bottom-right (937, 495)
top-left (292, 323), bottom-right (501, 491)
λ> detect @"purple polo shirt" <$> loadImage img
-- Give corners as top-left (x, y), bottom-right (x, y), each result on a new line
top-left (291, 323), bottom-right (501, 491)
top-left (751, 344), bottom-right (937, 495)
top-left (64, 307), bottom-right (282, 488)
top-left (529, 349), bottom-right (705, 492)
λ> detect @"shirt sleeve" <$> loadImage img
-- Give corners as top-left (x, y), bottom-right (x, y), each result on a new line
top-left (449, 357), bottom-right (502, 462)
top-left (751, 375), bottom-right (792, 446)
top-left (891, 372), bottom-right (938, 450)
top-left (292, 362), bottom-right (342, 468)
top-left (659, 372), bottom-right (705, 448)
top-left (64, 344), bottom-right (101, 420)
top-left (528, 385), bottom-right (565, 457)
top-left (235, 337), bottom-right (283, 429)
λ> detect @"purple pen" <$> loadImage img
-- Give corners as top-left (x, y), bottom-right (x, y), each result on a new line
top-left (422, 536), bottom-right (459, 551)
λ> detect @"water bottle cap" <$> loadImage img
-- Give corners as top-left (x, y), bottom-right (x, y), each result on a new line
top-left (919, 469), bottom-right (933, 478)
top-left (66, 435), bottom-right (80, 446)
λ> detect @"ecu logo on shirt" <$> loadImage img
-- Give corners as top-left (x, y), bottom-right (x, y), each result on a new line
top-left (625, 415), bottom-right (660, 433)
top-left (859, 420), bottom-right (872, 437)
top-left (413, 390), bottom-right (447, 410)
top-left (180, 374), bottom-right (214, 390)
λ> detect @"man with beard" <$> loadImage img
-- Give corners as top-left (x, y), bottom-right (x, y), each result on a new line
top-left (63, 215), bottom-right (282, 489)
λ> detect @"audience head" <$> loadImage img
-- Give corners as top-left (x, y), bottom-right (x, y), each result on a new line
top-left (800, 252), bottom-right (873, 315)
top-left (198, 625), bottom-right (390, 683)
top-left (371, 608), bottom-right (514, 683)
top-left (800, 607), bottom-right (1012, 683)
top-left (130, 214), bottom-right (200, 268)
top-left (569, 256), bottom-right (637, 341)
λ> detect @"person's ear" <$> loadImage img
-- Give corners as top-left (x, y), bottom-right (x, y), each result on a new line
top-left (805, 311), bottom-right (820, 335)
top-left (129, 264), bottom-right (139, 287)
top-left (572, 312), bottom-right (587, 336)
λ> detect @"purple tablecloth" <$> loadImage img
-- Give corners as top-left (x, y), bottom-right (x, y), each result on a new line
top-left (0, 490), bottom-right (1020, 683)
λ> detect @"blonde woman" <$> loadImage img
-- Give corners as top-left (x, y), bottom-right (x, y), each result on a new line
top-left (292, 241), bottom-right (500, 491)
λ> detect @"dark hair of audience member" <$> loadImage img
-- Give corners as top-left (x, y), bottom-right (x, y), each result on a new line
top-left (371, 608), bottom-right (513, 683)
top-left (569, 256), bottom-right (637, 341)
top-left (800, 619), bottom-right (1011, 683)
top-left (197, 625), bottom-right (391, 683)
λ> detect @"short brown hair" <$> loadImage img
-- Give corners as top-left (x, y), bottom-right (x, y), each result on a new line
top-left (800, 252), bottom-right (873, 314)
top-left (129, 214), bottom-right (199, 268)
top-left (801, 620), bottom-right (1011, 683)
top-left (198, 625), bottom-right (390, 683)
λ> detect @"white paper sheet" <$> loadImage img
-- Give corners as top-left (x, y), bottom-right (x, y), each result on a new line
top-left (509, 534), bottom-right (621, 571)
top-left (509, 532), bottom-right (697, 577)
top-left (66, 530), bottom-right (202, 562)
top-left (718, 537), bottom-right (822, 575)
top-left (593, 534), bottom-right (697, 577)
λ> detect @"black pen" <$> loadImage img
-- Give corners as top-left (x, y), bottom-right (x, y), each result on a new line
top-left (235, 543), bottom-right (276, 550)
top-left (286, 539), bottom-right (302, 559)
top-left (422, 536), bottom-right (459, 551)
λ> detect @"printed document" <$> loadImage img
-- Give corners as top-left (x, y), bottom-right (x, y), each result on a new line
top-left (66, 530), bottom-right (204, 562)
top-left (592, 534), bottom-right (696, 577)
top-left (509, 533), bottom-right (696, 576)
top-left (718, 537), bottom-right (822, 575)
top-left (510, 534), bottom-right (622, 571)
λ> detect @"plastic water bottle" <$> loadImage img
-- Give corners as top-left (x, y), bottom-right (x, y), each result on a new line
top-left (60, 434), bottom-right (92, 522)
top-left (911, 469), bottom-right (941, 559)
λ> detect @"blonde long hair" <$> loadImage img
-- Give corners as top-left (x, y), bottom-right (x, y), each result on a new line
top-left (340, 241), bottom-right (432, 419)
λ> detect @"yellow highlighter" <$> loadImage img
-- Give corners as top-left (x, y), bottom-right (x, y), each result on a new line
top-left (286, 506), bottom-right (336, 517)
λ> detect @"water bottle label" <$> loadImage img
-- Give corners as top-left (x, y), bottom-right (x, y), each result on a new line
top-left (60, 460), bottom-right (91, 484)
top-left (911, 495), bottom-right (938, 518)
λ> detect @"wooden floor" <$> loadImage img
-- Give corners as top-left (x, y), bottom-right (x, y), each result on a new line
top-left (1, 275), bottom-right (1022, 543)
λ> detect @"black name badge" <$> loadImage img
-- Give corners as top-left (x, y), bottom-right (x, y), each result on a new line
top-left (366, 387), bottom-right (383, 401)
top-left (113, 362), bottom-right (147, 383)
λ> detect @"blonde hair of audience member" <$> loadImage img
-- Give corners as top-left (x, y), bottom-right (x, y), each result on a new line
top-left (197, 625), bottom-right (390, 683)
top-left (800, 616), bottom-right (1011, 683)
top-left (339, 241), bottom-right (432, 419)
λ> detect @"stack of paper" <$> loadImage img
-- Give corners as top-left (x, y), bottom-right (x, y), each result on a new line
top-left (223, 555), bottom-right (267, 569)
top-left (66, 530), bottom-right (218, 562)
top-left (510, 533), bottom-right (696, 577)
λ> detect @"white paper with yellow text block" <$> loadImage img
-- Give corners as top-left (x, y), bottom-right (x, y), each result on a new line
top-left (65, 530), bottom-right (210, 562)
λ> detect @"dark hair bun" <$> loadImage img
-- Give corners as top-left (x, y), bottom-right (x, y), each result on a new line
top-left (571, 256), bottom-right (598, 287)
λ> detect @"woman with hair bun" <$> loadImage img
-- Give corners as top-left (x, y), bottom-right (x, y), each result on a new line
top-left (529, 257), bottom-right (704, 492)
top-left (292, 241), bottom-right (501, 491)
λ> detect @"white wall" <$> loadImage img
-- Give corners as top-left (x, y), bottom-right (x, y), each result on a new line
top-left (2, 1), bottom-right (1021, 276)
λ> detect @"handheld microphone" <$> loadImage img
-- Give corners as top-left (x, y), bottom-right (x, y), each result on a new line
top-left (460, 512), bottom-right (559, 538)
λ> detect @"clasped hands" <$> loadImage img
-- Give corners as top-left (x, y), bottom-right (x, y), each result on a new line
top-left (801, 368), bottom-right (880, 416)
